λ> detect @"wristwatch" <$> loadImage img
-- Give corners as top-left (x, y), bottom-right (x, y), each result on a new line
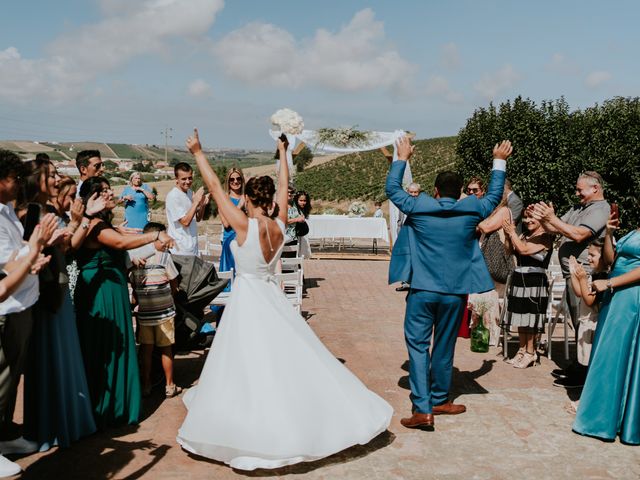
top-left (81, 222), bottom-right (90, 230)
top-left (606, 279), bottom-right (614, 292)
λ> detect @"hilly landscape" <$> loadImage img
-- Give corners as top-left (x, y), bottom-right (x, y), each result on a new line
top-left (295, 136), bottom-right (458, 201)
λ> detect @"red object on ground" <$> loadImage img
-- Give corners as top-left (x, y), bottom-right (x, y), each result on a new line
top-left (458, 300), bottom-right (471, 338)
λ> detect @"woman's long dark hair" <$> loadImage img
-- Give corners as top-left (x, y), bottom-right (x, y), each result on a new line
top-left (16, 158), bottom-right (54, 210)
top-left (294, 190), bottom-right (311, 218)
top-left (79, 176), bottom-right (113, 223)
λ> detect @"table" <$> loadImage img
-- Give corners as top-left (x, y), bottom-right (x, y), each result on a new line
top-left (306, 215), bottom-right (389, 252)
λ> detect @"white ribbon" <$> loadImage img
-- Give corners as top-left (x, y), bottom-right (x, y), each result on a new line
top-left (268, 128), bottom-right (412, 244)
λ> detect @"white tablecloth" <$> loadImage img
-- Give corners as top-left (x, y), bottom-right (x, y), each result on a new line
top-left (307, 215), bottom-right (389, 243)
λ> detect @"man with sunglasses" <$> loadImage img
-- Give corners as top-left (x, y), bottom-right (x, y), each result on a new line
top-left (75, 150), bottom-right (105, 198)
top-left (530, 172), bottom-right (610, 388)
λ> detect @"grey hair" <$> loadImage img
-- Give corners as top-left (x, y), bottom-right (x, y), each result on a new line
top-left (129, 171), bottom-right (141, 183)
top-left (408, 182), bottom-right (421, 191)
top-left (578, 171), bottom-right (604, 190)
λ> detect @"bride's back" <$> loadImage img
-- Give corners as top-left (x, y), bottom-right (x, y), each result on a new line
top-left (231, 217), bottom-right (284, 276)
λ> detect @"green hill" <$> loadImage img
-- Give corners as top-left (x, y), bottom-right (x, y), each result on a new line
top-left (295, 136), bottom-right (458, 201)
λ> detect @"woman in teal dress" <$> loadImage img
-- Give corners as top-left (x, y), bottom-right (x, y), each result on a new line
top-left (573, 216), bottom-right (640, 445)
top-left (75, 177), bottom-right (174, 429)
top-left (17, 158), bottom-right (96, 451)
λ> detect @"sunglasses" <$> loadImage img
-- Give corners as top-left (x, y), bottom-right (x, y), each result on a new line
top-left (467, 187), bottom-right (480, 194)
top-left (229, 177), bottom-right (242, 184)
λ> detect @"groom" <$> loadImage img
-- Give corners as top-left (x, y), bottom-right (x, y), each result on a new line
top-left (386, 137), bottom-right (512, 429)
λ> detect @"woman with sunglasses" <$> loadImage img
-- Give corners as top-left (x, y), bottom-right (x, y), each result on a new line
top-left (219, 168), bottom-right (245, 275)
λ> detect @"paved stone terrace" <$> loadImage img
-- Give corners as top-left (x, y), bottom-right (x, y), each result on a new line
top-left (13, 259), bottom-right (640, 479)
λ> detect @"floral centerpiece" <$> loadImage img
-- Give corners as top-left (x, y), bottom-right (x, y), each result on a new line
top-left (348, 200), bottom-right (367, 217)
top-left (270, 108), bottom-right (304, 135)
top-left (314, 126), bottom-right (374, 148)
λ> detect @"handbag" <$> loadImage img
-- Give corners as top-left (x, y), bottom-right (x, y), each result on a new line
top-left (295, 219), bottom-right (309, 237)
top-left (481, 228), bottom-right (515, 284)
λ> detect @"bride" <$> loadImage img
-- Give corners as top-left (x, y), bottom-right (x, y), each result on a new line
top-left (177, 130), bottom-right (393, 471)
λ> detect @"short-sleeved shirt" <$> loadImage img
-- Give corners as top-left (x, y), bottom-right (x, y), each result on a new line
top-left (121, 184), bottom-right (152, 230)
top-left (131, 251), bottom-right (179, 326)
top-left (558, 199), bottom-right (610, 277)
top-left (166, 187), bottom-right (198, 255)
top-left (285, 204), bottom-right (302, 242)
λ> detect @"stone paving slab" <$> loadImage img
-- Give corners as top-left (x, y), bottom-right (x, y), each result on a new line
top-left (12, 259), bottom-right (640, 479)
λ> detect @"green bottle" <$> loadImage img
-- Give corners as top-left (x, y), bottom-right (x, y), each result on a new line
top-left (470, 315), bottom-right (490, 353)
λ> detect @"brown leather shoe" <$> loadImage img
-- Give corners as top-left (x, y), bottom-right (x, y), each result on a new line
top-left (400, 413), bottom-right (435, 430)
top-left (432, 402), bottom-right (466, 415)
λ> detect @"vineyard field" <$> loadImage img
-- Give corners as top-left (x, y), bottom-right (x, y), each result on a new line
top-left (295, 136), bottom-right (458, 201)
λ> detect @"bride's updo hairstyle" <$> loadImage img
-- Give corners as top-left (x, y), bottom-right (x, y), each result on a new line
top-left (244, 175), bottom-right (279, 218)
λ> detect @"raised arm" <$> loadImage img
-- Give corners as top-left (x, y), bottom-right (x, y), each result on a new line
top-left (385, 136), bottom-right (421, 214)
top-left (478, 207), bottom-right (509, 235)
top-left (602, 213), bottom-right (618, 267)
top-left (186, 128), bottom-right (248, 234)
top-left (478, 140), bottom-right (512, 218)
top-left (275, 137), bottom-right (290, 225)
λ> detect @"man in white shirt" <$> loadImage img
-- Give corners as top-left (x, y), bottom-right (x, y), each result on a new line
top-left (0, 150), bottom-right (42, 474)
top-left (166, 162), bottom-right (208, 256)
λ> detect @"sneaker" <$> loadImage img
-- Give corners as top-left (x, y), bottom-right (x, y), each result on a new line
top-left (165, 384), bottom-right (183, 398)
top-left (0, 437), bottom-right (38, 455)
top-left (553, 376), bottom-right (584, 389)
top-left (0, 454), bottom-right (21, 477)
top-left (551, 368), bottom-right (567, 379)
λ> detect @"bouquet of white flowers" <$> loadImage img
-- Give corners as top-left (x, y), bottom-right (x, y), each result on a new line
top-left (270, 108), bottom-right (304, 135)
top-left (348, 200), bottom-right (367, 217)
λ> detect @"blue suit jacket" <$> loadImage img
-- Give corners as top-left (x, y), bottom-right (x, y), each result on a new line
top-left (386, 161), bottom-right (505, 295)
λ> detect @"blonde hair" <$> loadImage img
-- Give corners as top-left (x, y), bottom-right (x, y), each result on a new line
top-left (225, 167), bottom-right (245, 194)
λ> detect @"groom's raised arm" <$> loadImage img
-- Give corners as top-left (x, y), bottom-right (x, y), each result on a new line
top-left (385, 136), bottom-right (429, 214)
top-left (479, 140), bottom-right (512, 218)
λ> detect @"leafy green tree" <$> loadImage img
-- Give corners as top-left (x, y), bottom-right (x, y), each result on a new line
top-left (103, 159), bottom-right (118, 171)
top-left (294, 146), bottom-right (314, 172)
top-left (132, 161), bottom-right (153, 173)
top-left (456, 95), bottom-right (640, 234)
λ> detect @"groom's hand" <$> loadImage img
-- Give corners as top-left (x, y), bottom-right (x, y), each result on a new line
top-left (493, 140), bottom-right (513, 160)
top-left (396, 136), bottom-right (415, 161)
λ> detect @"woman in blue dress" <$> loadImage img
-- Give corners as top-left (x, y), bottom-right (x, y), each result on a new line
top-left (219, 168), bottom-right (245, 275)
top-left (118, 172), bottom-right (155, 230)
top-left (573, 213), bottom-right (640, 445)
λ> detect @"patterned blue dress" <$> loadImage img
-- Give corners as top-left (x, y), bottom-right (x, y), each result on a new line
top-left (573, 230), bottom-right (640, 444)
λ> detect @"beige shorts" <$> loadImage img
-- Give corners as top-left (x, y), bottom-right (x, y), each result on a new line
top-left (138, 318), bottom-right (175, 347)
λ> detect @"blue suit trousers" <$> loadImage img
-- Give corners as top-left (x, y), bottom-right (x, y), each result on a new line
top-left (404, 290), bottom-right (466, 413)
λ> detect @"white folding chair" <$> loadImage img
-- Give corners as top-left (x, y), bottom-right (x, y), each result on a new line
top-left (275, 270), bottom-right (303, 312)
top-left (547, 275), bottom-right (574, 360)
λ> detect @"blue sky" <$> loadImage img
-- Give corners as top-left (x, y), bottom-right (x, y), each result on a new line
top-left (0, 0), bottom-right (637, 149)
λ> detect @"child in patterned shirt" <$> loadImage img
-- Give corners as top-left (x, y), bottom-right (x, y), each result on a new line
top-left (131, 222), bottom-right (182, 398)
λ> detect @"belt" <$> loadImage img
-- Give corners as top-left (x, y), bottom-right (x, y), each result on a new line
top-left (515, 266), bottom-right (546, 274)
top-left (236, 273), bottom-right (278, 285)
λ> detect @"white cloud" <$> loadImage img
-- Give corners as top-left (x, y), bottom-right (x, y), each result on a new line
top-left (546, 53), bottom-right (580, 75)
top-left (424, 75), bottom-right (463, 104)
top-left (440, 43), bottom-right (461, 70)
top-left (585, 70), bottom-right (612, 88)
top-left (213, 9), bottom-right (416, 93)
top-left (188, 78), bottom-right (213, 97)
top-left (473, 64), bottom-right (521, 100)
top-left (0, 0), bottom-right (224, 103)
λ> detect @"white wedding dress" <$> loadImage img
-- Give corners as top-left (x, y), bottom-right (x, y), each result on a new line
top-left (177, 218), bottom-right (392, 471)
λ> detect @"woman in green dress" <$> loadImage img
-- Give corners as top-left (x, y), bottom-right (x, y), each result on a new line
top-left (573, 213), bottom-right (640, 444)
top-left (74, 177), bottom-right (174, 429)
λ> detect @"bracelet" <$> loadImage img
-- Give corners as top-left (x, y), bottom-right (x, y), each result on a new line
top-left (607, 279), bottom-right (614, 292)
